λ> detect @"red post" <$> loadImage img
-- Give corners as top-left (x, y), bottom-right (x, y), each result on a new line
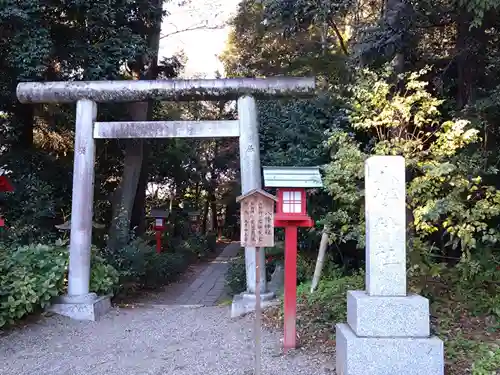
top-left (155, 231), bottom-right (162, 253)
top-left (283, 225), bottom-right (298, 351)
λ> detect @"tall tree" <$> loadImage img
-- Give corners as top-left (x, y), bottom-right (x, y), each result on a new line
top-left (107, 0), bottom-right (164, 251)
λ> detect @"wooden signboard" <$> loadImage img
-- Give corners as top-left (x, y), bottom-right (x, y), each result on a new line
top-left (236, 189), bottom-right (277, 248)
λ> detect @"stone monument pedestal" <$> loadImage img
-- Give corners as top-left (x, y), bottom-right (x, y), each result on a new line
top-left (47, 293), bottom-right (111, 321)
top-left (336, 291), bottom-right (444, 375)
top-left (336, 323), bottom-right (443, 375)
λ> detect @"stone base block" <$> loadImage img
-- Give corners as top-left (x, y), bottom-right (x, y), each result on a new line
top-left (336, 323), bottom-right (444, 375)
top-left (231, 291), bottom-right (276, 318)
top-left (47, 293), bottom-right (111, 321)
top-left (347, 290), bottom-right (430, 337)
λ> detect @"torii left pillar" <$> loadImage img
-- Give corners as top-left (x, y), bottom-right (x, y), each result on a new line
top-left (51, 100), bottom-right (111, 321)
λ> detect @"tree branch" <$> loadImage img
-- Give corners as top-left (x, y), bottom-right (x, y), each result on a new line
top-left (160, 24), bottom-right (226, 39)
top-left (328, 19), bottom-right (349, 55)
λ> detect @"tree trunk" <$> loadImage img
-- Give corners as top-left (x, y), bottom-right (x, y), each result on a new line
top-left (130, 97), bottom-right (155, 236)
top-left (210, 196), bottom-right (217, 233)
top-left (108, 104), bottom-right (147, 250)
top-left (130, 156), bottom-right (149, 236)
top-left (202, 198), bottom-right (209, 234)
top-left (194, 181), bottom-right (201, 210)
top-left (310, 230), bottom-right (329, 293)
top-left (13, 104), bottom-right (34, 150)
top-left (456, 11), bottom-right (487, 109)
top-left (209, 141), bottom-right (219, 233)
top-left (224, 198), bottom-right (238, 240)
top-left (107, 0), bottom-right (162, 250)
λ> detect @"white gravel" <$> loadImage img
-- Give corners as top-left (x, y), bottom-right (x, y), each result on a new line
top-left (0, 305), bottom-right (335, 375)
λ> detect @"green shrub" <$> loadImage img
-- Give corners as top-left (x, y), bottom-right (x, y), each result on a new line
top-left (185, 233), bottom-right (210, 259)
top-left (0, 151), bottom-right (72, 245)
top-left (0, 244), bottom-right (66, 327)
top-left (471, 344), bottom-right (500, 375)
top-left (226, 258), bottom-right (247, 295)
top-left (90, 254), bottom-right (120, 296)
top-left (142, 251), bottom-right (190, 288)
top-left (206, 232), bottom-right (217, 252)
top-left (449, 249), bottom-right (500, 318)
top-left (102, 237), bottom-right (192, 295)
top-left (295, 270), bottom-right (365, 326)
top-left (297, 253), bottom-right (316, 283)
top-left (0, 242), bottom-right (118, 328)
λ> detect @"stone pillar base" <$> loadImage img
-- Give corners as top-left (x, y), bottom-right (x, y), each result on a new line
top-left (47, 293), bottom-right (111, 321)
top-left (230, 291), bottom-right (276, 318)
top-left (336, 323), bottom-right (444, 375)
top-left (347, 290), bottom-right (430, 337)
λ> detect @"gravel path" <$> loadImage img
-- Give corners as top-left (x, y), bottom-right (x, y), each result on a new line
top-left (0, 305), bottom-right (335, 375)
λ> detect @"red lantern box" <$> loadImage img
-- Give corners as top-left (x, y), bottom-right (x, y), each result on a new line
top-left (274, 188), bottom-right (314, 228)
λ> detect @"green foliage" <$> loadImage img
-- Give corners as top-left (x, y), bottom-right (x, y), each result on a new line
top-left (185, 233), bottom-right (211, 259)
top-left (295, 270), bottom-right (365, 328)
top-left (0, 150), bottom-right (72, 244)
top-left (101, 237), bottom-right (194, 295)
top-left (0, 242), bottom-right (118, 328)
top-left (0, 244), bottom-right (66, 327)
top-left (221, 0), bottom-right (347, 79)
top-left (323, 131), bottom-right (366, 247)
top-left (90, 254), bottom-right (120, 296)
top-left (324, 67), bottom-right (500, 295)
top-left (296, 253), bottom-right (316, 283)
top-left (471, 344), bottom-right (500, 375)
top-left (449, 249), bottom-right (500, 317)
top-left (225, 258), bottom-right (247, 295)
top-left (457, 0), bottom-right (500, 28)
top-left (258, 96), bottom-right (340, 168)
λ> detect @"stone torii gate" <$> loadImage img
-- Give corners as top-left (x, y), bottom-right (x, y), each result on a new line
top-left (16, 77), bottom-right (315, 320)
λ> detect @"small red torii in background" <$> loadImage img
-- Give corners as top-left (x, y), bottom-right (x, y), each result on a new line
top-left (0, 169), bottom-right (15, 227)
top-left (263, 166), bottom-right (323, 351)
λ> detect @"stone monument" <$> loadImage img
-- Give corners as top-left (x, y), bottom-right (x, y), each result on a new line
top-left (336, 155), bottom-right (444, 375)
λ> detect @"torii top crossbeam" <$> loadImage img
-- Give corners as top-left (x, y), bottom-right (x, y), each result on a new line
top-left (16, 77), bottom-right (315, 103)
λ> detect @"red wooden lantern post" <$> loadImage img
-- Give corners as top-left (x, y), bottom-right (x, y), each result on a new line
top-left (263, 166), bottom-right (323, 351)
top-left (151, 208), bottom-right (169, 253)
top-left (0, 169), bottom-right (15, 228)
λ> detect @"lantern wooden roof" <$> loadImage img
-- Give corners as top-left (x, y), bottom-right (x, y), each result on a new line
top-left (263, 166), bottom-right (323, 188)
top-left (236, 188), bottom-right (277, 203)
top-left (150, 207), bottom-right (170, 218)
